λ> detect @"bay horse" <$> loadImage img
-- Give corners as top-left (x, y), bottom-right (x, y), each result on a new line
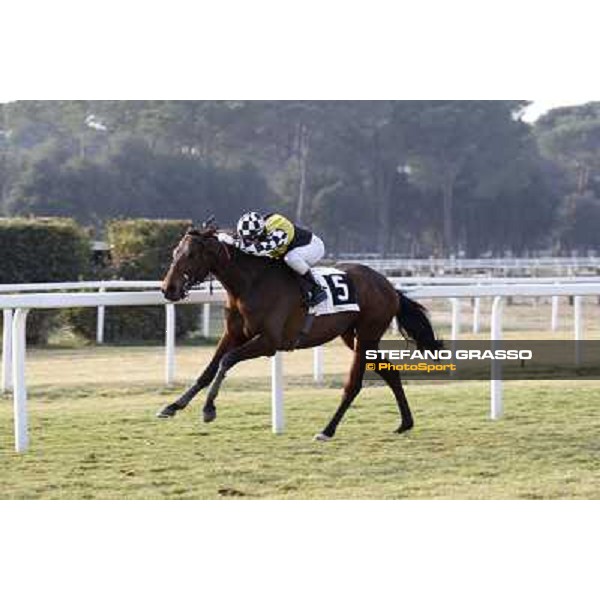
top-left (158, 226), bottom-right (442, 440)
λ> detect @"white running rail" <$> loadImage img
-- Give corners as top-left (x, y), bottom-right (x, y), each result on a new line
top-left (344, 256), bottom-right (600, 274)
top-left (2, 282), bottom-right (600, 453)
top-left (0, 289), bottom-right (225, 452)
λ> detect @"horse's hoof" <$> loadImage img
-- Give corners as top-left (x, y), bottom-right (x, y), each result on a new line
top-left (156, 405), bottom-right (178, 418)
top-left (395, 424), bottom-right (413, 434)
top-left (314, 432), bottom-right (333, 442)
top-left (203, 407), bottom-right (217, 423)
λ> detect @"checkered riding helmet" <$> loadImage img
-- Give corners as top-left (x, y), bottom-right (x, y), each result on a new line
top-left (237, 211), bottom-right (266, 241)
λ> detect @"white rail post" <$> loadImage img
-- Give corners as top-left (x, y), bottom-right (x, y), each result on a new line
top-left (472, 297), bottom-right (481, 334)
top-left (2, 309), bottom-right (13, 393)
top-left (271, 352), bottom-right (284, 433)
top-left (12, 308), bottom-right (30, 452)
top-left (96, 286), bottom-right (106, 344)
top-left (551, 295), bottom-right (559, 332)
top-left (165, 303), bottom-right (176, 385)
top-left (313, 346), bottom-right (324, 384)
top-left (490, 296), bottom-right (504, 420)
top-left (574, 296), bottom-right (583, 366)
top-left (202, 303), bottom-right (211, 338)
top-left (450, 298), bottom-right (461, 340)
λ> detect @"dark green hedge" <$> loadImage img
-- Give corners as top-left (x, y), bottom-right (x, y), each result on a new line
top-left (0, 217), bottom-right (91, 344)
top-left (107, 219), bottom-right (193, 279)
top-left (0, 217), bottom-right (90, 284)
top-left (67, 219), bottom-right (201, 342)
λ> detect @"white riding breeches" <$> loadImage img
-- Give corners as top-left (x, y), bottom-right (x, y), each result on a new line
top-left (284, 235), bottom-right (325, 275)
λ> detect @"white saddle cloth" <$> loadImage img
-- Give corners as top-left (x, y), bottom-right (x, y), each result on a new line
top-left (309, 268), bottom-right (360, 316)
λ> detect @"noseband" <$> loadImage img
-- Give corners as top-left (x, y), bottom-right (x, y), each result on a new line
top-left (181, 273), bottom-right (196, 297)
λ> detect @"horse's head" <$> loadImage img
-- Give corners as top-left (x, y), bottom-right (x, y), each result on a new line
top-left (161, 225), bottom-right (227, 302)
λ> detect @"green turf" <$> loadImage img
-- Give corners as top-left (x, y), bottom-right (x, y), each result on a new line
top-left (1, 355), bottom-right (599, 498)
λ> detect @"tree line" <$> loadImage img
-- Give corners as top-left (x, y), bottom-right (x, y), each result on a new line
top-left (1, 100), bottom-right (599, 256)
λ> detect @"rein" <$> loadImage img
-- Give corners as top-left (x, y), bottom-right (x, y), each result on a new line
top-left (219, 239), bottom-right (232, 263)
top-left (184, 235), bottom-right (233, 297)
top-left (209, 238), bottom-right (233, 295)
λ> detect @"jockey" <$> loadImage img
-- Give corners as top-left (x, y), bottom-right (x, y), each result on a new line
top-left (235, 211), bottom-right (328, 307)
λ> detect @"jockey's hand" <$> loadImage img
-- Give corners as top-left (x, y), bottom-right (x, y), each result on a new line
top-left (217, 232), bottom-right (235, 245)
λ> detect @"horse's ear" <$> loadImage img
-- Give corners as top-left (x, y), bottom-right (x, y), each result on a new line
top-left (201, 215), bottom-right (217, 229)
top-left (186, 226), bottom-right (201, 237)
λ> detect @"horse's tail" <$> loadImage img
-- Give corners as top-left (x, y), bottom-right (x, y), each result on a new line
top-left (395, 291), bottom-right (443, 352)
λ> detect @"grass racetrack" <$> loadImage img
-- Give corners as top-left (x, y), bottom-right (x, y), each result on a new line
top-left (1, 324), bottom-right (600, 499)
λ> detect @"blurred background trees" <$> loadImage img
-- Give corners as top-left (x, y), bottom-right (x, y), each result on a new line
top-left (1, 100), bottom-right (598, 256)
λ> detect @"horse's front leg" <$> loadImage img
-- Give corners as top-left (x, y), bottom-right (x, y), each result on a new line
top-left (203, 333), bottom-right (277, 420)
top-left (156, 332), bottom-right (239, 418)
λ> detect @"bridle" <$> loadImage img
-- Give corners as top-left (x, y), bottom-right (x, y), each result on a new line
top-left (179, 232), bottom-right (232, 298)
top-left (181, 272), bottom-right (197, 298)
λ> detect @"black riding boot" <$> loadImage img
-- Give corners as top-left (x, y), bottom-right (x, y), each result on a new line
top-left (302, 270), bottom-right (327, 307)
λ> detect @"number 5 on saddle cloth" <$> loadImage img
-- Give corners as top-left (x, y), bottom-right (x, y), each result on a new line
top-left (308, 268), bottom-right (359, 315)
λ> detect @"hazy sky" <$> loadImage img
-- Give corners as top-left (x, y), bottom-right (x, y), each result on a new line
top-left (0, 99), bottom-right (591, 122)
top-left (522, 100), bottom-right (590, 122)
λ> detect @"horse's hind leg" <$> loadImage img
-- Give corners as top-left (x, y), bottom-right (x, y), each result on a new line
top-left (341, 329), bottom-right (355, 350)
top-left (316, 340), bottom-right (368, 441)
top-left (376, 368), bottom-right (414, 434)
